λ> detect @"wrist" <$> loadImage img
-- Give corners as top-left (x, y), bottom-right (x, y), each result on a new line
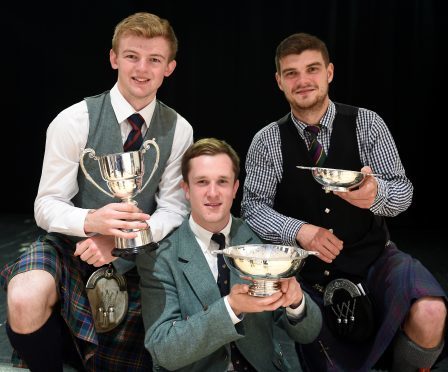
top-left (83, 209), bottom-right (96, 234)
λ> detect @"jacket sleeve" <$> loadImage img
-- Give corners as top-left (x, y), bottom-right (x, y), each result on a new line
top-left (278, 292), bottom-right (322, 344)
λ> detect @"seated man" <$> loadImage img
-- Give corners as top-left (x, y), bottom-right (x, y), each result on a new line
top-left (0, 12), bottom-right (193, 371)
top-left (136, 137), bottom-right (322, 371)
top-left (241, 32), bottom-right (447, 371)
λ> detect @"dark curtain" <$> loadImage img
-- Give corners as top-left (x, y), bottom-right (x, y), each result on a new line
top-left (2, 0), bottom-right (445, 228)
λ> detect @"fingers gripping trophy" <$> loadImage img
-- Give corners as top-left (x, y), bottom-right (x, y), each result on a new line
top-left (80, 139), bottom-right (160, 257)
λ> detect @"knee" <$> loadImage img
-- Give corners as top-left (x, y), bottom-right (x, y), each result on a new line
top-left (409, 297), bottom-right (447, 329)
top-left (7, 271), bottom-right (58, 332)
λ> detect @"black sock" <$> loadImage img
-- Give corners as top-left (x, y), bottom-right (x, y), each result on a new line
top-left (6, 310), bottom-right (63, 372)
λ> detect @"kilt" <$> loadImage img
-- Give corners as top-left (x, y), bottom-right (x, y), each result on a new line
top-left (0, 233), bottom-right (152, 371)
top-left (297, 241), bottom-right (447, 372)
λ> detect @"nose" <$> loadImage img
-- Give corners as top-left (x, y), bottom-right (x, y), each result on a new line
top-left (207, 183), bottom-right (219, 197)
top-left (136, 58), bottom-right (149, 71)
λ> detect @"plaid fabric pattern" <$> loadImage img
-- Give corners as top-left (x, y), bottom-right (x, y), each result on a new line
top-left (0, 234), bottom-right (152, 371)
top-left (297, 242), bottom-right (447, 372)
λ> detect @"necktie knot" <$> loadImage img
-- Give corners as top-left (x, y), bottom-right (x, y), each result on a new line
top-left (124, 113), bottom-right (145, 152)
top-left (305, 124), bottom-right (321, 137)
top-left (211, 233), bottom-right (225, 250)
top-left (127, 113), bottom-right (145, 130)
top-left (304, 125), bottom-right (326, 166)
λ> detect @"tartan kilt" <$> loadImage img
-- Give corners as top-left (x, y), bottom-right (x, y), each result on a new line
top-left (297, 241), bottom-right (447, 372)
top-left (0, 233), bottom-right (152, 371)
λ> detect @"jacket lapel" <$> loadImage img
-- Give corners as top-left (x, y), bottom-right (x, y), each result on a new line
top-left (176, 221), bottom-right (221, 307)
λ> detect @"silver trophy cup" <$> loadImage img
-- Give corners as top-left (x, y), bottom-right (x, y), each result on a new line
top-left (80, 139), bottom-right (160, 257)
top-left (213, 244), bottom-right (319, 297)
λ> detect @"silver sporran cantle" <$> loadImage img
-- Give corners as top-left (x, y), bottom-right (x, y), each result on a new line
top-left (80, 139), bottom-right (160, 257)
top-left (213, 244), bottom-right (319, 297)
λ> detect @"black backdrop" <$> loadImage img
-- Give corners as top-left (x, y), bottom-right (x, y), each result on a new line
top-left (2, 0), bottom-right (445, 229)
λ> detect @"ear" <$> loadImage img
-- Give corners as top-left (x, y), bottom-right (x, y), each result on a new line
top-left (110, 49), bottom-right (118, 70)
top-left (233, 179), bottom-right (240, 199)
top-left (327, 63), bottom-right (334, 83)
top-left (180, 180), bottom-right (190, 200)
top-left (164, 60), bottom-right (177, 77)
top-left (275, 72), bottom-right (284, 92)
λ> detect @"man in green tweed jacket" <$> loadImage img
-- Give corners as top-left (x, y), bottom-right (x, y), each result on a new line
top-left (136, 138), bottom-right (322, 371)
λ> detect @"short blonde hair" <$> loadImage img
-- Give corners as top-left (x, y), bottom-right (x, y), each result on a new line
top-left (112, 12), bottom-right (178, 61)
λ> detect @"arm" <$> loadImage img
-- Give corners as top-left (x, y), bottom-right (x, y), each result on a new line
top-left (148, 115), bottom-right (193, 242)
top-left (241, 124), bottom-right (305, 246)
top-left (353, 109), bottom-right (413, 216)
top-left (137, 249), bottom-right (241, 370)
top-left (34, 101), bottom-right (93, 236)
top-left (34, 102), bottom-right (152, 267)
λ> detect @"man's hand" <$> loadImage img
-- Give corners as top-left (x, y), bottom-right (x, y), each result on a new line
top-left (333, 166), bottom-right (377, 209)
top-left (278, 277), bottom-right (303, 308)
top-left (227, 284), bottom-right (287, 316)
top-left (84, 203), bottom-right (150, 238)
top-left (296, 224), bottom-right (343, 263)
top-left (74, 235), bottom-right (117, 267)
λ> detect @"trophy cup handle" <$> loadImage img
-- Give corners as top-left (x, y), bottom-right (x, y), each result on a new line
top-left (80, 148), bottom-right (114, 198)
top-left (139, 139), bottom-right (160, 194)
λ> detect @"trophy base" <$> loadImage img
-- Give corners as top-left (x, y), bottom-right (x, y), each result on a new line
top-left (249, 279), bottom-right (281, 297)
top-left (111, 243), bottom-right (159, 258)
top-left (112, 228), bottom-right (159, 258)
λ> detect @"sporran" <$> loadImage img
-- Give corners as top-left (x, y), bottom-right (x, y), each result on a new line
top-left (86, 264), bottom-right (128, 333)
top-left (323, 278), bottom-right (375, 342)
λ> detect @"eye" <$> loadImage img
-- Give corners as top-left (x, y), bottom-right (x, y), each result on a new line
top-left (125, 54), bottom-right (138, 61)
top-left (149, 57), bottom-right (162, 64)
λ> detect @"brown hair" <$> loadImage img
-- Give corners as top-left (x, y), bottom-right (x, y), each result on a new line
top-left (112, 12), bottom-right (178, 60)
top-left (275, 33), bottom-right (330, 72)
top-left (181, 138), bottom-right (240, 182)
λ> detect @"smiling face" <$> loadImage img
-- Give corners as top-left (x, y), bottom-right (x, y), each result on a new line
top-left (181, 154), bottom-right (239, 233)
top-left (109, 34), bottom-right (176, 111)
top-left (275, 49), bottom-right (333, 119)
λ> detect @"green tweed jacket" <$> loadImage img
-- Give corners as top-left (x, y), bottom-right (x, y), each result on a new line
top-left (136, 217), bottom-right (322, 371)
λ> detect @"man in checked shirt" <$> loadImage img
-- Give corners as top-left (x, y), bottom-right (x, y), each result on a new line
top-left (241, 32), bottom-right (446, 371)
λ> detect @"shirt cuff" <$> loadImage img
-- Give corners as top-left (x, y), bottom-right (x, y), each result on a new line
top-left (370, 177), bottom-right (387, 213)
top-left (283, 218), bottom-right (305, 246)
top-left (286, 295), bottom-right (306, 319)
top-left (224, 296), bottom-right (244, 325)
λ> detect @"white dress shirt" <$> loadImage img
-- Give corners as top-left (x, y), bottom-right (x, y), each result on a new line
top-left (188, 216), bottom-right (306, 325)
top-left (34, 84), bottom-right (193, 242)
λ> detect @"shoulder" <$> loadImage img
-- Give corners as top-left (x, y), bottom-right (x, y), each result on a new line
top-left (157, 100), bottom-right (194, 138)
top-left (231, 217), bottom-right (263, 242)
top-left (49, 100), bottom-right (88, 132)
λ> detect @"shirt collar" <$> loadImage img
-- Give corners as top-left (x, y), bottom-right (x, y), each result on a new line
top-left (110, 83), bottom-right (156, 130)
top-left (291, 100), bottom-right (336, 134)
top-left (188, 215), bottom-right (232, 253)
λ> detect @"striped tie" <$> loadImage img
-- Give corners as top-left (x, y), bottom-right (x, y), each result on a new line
top-left (211, 233), bottom-right (256, 372)
top-left (123, 113), bottom-right (145, 152)
top-left (305, 125), bottom-right (326, 166)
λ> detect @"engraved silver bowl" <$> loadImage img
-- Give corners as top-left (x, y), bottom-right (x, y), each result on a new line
top-left (296, 166), bottom-right (379, 192)
top-left (213, 244), bottom-right (318, 297)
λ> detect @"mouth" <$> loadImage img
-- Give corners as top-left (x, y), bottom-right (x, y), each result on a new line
top-left (132, 77), bottom-right (150, 84)
top-left (205, 202), bottom-right (221, 208)
top-left (295, 86), bottom-right (316, 95)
